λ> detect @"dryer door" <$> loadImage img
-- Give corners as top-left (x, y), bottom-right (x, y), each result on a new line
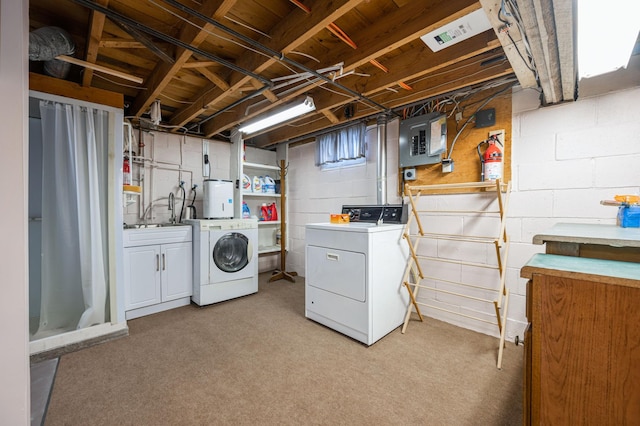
top-left (210, 231), bottom-right (254, 281)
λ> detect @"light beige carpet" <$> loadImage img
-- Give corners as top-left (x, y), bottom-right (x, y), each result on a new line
top-left (45, 273), bottom-right (523, 425)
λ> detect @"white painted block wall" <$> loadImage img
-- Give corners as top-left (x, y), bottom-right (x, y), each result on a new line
top-left (504, 86), bottom-right (640, 340)
top-left (123, 132), bottom-right (230, 226)
top-left (288, 86), bottom-right (640, 344)
top-left (287, 121), bottom-right (402, 277)
top-left (122, 134), bottom-right (279, 273)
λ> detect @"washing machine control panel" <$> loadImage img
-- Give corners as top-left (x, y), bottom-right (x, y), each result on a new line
top-left (341, 204), bottom-right (407, 224)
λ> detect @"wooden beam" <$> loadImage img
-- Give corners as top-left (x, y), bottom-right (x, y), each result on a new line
top-left (322, 0), bottom-right (481, 72)
top-left (56, 55), bottom-right (143, 83)
top-left (82, 0), bottom-right (109, 87)
top-left (196, 67), bottom-right (230, 91)
top-left (128, 0), bottom-right (238, 117)
top-left (99, 39), bottom-right (146, 49)
top-left (322, 109), bottom-right (340, 124)
top-left (182, 61), bottom-right (220, 69)
top-left (30, 72), bottom-right (124, 109)
top-left (112, 20), bottom-right (175, 64)
top-left (201, 0), bottom-right (486, 137)
top-left (480, 0), bottom-right (538, 90)
top-left (251, 56), bottom-right (514, 146)
top-left (170, 0), bottom-right (363, 130)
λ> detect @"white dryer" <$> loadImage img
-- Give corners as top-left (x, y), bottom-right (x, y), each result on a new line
top-left (189, 218), bottom-right (258, 306)
top-left (305, 204), bottom-right (409, 345)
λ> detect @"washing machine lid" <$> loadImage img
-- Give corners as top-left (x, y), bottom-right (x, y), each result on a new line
top-left (213, 232), bottom-right (250, 273)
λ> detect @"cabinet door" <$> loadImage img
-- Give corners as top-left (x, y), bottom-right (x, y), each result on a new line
top-left (124, 245), bottom-right (161, 310)
top-left (161, 242), bottom-right (192, 301)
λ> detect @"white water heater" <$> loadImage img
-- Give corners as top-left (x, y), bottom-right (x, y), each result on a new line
top-left (203, 179), bottom-right (233, 219)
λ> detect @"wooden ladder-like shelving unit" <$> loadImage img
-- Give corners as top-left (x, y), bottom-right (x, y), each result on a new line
top-left (401, 180), bottom-right (511, 369)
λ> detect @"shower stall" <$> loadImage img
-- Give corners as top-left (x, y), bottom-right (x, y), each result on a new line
top-left (28, 91), bottom-right (127, 354)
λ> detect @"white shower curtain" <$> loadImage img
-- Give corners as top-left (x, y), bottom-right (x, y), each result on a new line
top-left (36, 101), bottom-right (108, 336)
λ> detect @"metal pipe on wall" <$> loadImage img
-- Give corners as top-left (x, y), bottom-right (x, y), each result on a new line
top-left (376, 114), bottom-right (388, 205)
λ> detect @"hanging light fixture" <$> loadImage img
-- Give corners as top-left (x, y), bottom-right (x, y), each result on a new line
top-left (239, 96), bottom-right (315, 135)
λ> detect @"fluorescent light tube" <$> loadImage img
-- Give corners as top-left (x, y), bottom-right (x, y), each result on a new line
top-left (578, 0), bottom-right (640, 79)
top-left (239, 96), bottom-right (315, 134)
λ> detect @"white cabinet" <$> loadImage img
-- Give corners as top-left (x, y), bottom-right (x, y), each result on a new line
top-left (123, 226), bottom-right (192, 319)
top-left (124, 245), bottom-right (162, 309)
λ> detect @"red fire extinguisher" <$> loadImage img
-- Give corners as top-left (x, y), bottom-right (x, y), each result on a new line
top-left (477, 134), bottom-right (503, 182)
top-left (123, 156), bottom-right (132, 186)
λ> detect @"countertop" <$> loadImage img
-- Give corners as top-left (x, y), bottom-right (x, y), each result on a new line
top-left (521, 253), bottom-right (640, 287)
top-left (532, 222), bottom-right (640, 248)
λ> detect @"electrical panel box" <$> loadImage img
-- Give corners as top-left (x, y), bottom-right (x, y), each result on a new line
top-left (399, 112), bottom-right (447, 167)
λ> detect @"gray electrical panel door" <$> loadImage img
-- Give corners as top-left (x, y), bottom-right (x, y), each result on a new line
top-left (399, 112), bottom-right (447, 167)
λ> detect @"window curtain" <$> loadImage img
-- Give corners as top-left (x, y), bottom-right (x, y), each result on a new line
top-left (315, 122), bottom-right (366, 166)
top-left (35, 101), bottom-right (108, 337)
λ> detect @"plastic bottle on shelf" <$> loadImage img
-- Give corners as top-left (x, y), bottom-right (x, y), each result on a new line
top-left (260, 203), bottom-right (269, 221)
top-left (242, 174), bottom-right (251, 192)
top-left (242, 201), bottom-right (250, 219)
top-left (263, 175), bottom-right (275, 194)
top-left (268, 203), bottom-right (278, 221)
top-left (253, 176), bottom-right (261, 193)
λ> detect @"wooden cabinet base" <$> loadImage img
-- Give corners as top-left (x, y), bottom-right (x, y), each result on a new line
top-left (521, 254), bottom-right (640, 425)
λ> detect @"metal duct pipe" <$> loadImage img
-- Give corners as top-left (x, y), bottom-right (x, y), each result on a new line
top-left (29, 26), bottom-right (75, 79)
top-left (376, 114), bottom-right (388, 205)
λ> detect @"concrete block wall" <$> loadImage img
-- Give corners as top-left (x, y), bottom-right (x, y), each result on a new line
top-left (287, 120), bottom-right (402, 277)
top-left (408, 191), bottom-right (512, 337)
top-left (287, 85), bottom-right (640, 344)
top-left (502, 85), bottom-right (640, 340)
top-left (408, 86), bottom-right (640, 342)
top-left (123, 131), bottom-right (230, 226)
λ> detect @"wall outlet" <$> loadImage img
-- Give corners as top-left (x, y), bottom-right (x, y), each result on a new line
top-left (488, 129), bottom-right (505, 144)
top-left (442, 158), bottom-right (454, 173)
top-left (403, 168), bottom-right (417, 181)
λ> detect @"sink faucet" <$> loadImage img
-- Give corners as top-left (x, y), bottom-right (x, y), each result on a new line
top-left (168, 192), bottom-right (176, 224)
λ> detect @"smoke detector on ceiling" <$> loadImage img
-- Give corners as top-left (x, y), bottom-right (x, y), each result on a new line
top-left (421, 9), bottom-right (492, 53)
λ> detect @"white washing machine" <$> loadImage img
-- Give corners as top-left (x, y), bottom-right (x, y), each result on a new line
top-left (188, 218), bottom-right (258, 306)
top-left (305, 205), bottom-right (409, 345)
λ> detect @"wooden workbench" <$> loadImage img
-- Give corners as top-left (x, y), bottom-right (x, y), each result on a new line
top-left (532, 222), bottom-right (640, 262)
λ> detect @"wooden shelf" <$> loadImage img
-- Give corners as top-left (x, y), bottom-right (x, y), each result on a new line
top-left (243, 192), bottom-right (281, 198)
top-left (243, 161), bottom-right (280, 171)
top-left (258, 244), bottom-right (281, 254)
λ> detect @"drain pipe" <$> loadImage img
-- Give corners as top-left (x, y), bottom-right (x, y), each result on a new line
top-left (376, 114), bottom-right (388, 205)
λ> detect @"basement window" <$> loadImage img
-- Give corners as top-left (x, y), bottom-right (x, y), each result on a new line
top-left (315, 122), bottom-right (367, 169)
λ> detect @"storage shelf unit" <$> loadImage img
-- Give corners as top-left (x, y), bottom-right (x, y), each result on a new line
top-left (231, 132), bottom-right (295, 282)
top-left (401, 180), bottom-right (511, 369)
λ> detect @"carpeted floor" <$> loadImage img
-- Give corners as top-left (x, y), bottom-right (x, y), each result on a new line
top-left (45, 273), bottom-right (523, 425)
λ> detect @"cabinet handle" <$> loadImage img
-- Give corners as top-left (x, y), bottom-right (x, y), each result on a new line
top-left (327, 253), bottom-right (339, 261)
top-left (162, 253), bottom-right (166, 270)
top-left (156, 254), bottom-right (159, 271)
